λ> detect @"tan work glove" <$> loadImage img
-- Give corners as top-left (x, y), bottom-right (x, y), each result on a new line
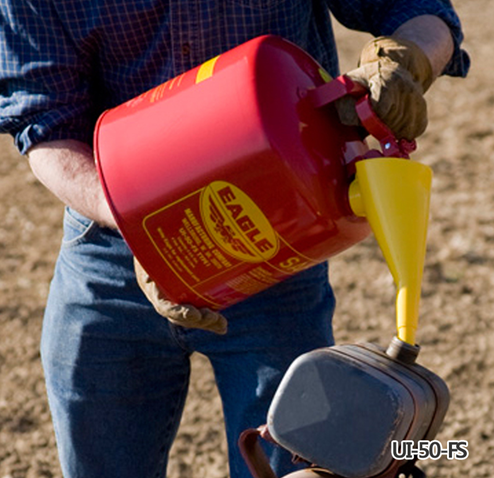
top-left (337, 36), bottom-right (434, 140)
top-left (134, 258), bottom-right (228, 335)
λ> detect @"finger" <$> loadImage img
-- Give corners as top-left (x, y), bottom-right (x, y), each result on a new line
top-left (161, 303), bottom-right (228, 335)
top-left (159, 302), bottom-right (202, 324)
top-left (199, 308), bottom-right (228, 335)
top-left (334, 95), bottom-right (360, 127)
top-left (368, 66), bottom-right (427, 140)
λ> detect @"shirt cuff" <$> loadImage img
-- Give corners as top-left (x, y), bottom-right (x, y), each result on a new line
top-left (8, 106), bottom-right (96, 155)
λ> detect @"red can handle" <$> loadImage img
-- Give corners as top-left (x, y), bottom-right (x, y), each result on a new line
top-left (309, 75), bottom-right (416, 159)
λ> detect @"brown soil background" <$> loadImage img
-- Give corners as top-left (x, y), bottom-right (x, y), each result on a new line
top-left (0, 2), bottom-right (492, 477)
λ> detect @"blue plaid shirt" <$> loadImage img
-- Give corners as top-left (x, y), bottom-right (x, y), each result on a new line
top-left (0, 0), bottom-right (468, 154)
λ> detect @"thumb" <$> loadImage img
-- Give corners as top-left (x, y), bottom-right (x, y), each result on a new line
top-left (198, 308), bottom-right (228, 335)
top-left (334, 95), bottom-right (360, 127)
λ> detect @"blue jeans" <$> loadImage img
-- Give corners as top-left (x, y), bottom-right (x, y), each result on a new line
top-left (41, 208), bottom-right (335, 478)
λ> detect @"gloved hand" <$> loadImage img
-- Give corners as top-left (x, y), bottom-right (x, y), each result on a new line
top-left (337, 36), bottom-right (434, 140)
top-left (134, 258), bottom-right (228, 335)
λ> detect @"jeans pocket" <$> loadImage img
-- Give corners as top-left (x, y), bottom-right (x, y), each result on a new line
top-left (61, 207), bottom-right (99, 248)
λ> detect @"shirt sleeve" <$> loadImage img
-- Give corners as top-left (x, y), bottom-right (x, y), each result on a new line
top-left (326, 0), bottom-right (470, 78)
top-left (0, 1), bottom-right (96, 154)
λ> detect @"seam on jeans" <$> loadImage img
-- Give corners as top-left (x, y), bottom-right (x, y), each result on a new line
top-left (154, 361), bottom-right (191, 475)
top-left (167, 323), bottom-right (194, 352)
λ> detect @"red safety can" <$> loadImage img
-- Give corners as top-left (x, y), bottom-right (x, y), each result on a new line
top-left (94, 35), bottom-right (376, 310)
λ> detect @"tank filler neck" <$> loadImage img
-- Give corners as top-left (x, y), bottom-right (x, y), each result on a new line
top-left (386, 336), bottom-right (420, 364)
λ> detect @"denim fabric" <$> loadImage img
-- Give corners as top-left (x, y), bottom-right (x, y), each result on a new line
top-left (41, 207), bottom-right (335, 478)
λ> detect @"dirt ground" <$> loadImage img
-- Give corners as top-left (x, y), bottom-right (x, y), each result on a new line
top-left (0, 1), bottom-right (492, 477)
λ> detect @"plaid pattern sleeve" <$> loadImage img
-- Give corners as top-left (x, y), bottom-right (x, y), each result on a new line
top-left (0, 2), bottom-right (98, 153)
top-left (0, 0), bottom-right (469, 154)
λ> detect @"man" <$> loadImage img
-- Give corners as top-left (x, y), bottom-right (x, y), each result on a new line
top-left (0, 2), bottom-right (468, 477)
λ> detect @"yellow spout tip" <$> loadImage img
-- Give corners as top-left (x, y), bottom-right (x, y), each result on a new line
top-left (397, 327), bottom-right (417, 346)
top-left (396, 285), bottom-right (420, 345)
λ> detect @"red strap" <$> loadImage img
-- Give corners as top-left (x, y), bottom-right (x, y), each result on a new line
top-left (309, 75), bottom-right (417, 159)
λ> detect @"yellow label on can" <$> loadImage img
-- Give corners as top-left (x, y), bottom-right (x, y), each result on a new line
top-left (200, 181), bottom-right (279, 263)
top-left (318, 68), bottom-right (332, 83)
top-left (196, 55), bottom-right (220, 83)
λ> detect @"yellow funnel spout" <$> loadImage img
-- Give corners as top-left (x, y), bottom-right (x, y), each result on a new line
top-left (349, 158), bottom-right (433, 345)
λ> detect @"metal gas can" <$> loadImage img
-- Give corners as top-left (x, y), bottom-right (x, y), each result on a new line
top-left (94, 35), bottom-right (400, 310)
